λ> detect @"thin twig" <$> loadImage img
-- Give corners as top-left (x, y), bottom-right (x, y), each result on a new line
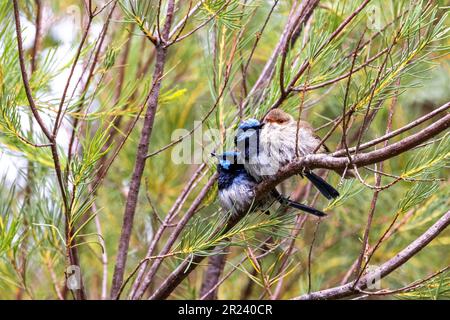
top-left (147, 110), bottom-right (450, 299)
top-left (131, 174), bottom-right (218, 299)
top-left (295, 210), bottom-right (450, 300)
top-left (110, 0), bottom-right (177, 298)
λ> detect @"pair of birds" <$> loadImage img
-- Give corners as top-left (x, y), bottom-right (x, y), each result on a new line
top-left (214, 109), bottom-right (347, 218)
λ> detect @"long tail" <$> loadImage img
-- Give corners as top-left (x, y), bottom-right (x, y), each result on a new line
top-left (304, 171), bottom-right (340, 200)
top-left (271, 190), bottom-right (326, 217)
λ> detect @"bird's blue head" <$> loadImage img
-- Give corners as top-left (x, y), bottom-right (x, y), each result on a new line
top-left (238, 118), bottom-right (263, 131)
top-left (212, 151), bottom-right (241, 171)
top-left (235, 118), bottom-right (264, 145)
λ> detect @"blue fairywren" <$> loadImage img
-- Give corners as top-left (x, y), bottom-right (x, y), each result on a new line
top-left (213, 151), bottom-right (326, 217)
top-left (235, 109), bottom-right (343, 200)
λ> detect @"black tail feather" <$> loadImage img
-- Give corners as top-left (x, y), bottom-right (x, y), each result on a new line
top-left (304, 171), bottom-right (340, 200)
top-left (271, 190), bottom-right (326, 217)
top-left (284, 199), bottom-right (327, 217)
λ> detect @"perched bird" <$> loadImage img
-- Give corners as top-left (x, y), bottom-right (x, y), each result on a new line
top-left (213, 151), bottom-right (326, 217)
top-left (235, 109), bottom-right (346, 200)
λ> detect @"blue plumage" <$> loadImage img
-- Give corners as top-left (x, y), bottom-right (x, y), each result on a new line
top-left (216, 152), bottom-right (259, 215)
top-left (214, 152), bottom-right (326, 217)
top-left (238, 118), bottom-right (261, 130)
top-left (235, 118), bottom-right (340, 200)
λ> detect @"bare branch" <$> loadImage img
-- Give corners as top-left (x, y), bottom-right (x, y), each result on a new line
top-left (14, 1), bottom-right (85, 299)
top-left (131, 174), bottom-right (218, 299)
top-left (13, 0), bottom-right (52, 141)
top-left (332, 102), bottom-right (450, 156)
top-left (200, 247), bottom-right (229, 300)
top-left (294, 210), bottom-right (450, 300)
top-left (110, 0), bottom-right (177, 298)
top-left (147, 108), bottom-right (449, 299)
top-left (128, 163), bottom-right (207, 297)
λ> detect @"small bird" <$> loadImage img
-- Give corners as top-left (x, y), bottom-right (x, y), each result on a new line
top-left (235, 109), bottom-right (346, 200)
top-left (213, 151), bottom-right (326, 217)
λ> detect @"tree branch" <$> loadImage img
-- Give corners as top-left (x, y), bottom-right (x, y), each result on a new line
top-left (200, 247), bottom-right (229, 300)
top-left (147, 108), bottom-right (449, 299)
top-left (131, 174), bottom-right (218, 299)
top-left (294, 210), bottom-right (450, 300)
top-left (13, 0), bottom-right (85, 299)
top-left (332, 102), bottom-right (450, 157)
top-left (110, 0), bottom-right (176, 298)
top-left (13, 0), bottom-right (52, 141)
top-left (244, 0), bottom-right (320, 106)
top-left (254, 111), bottom-right (450, 200)
top-left (128, 163), bottom-right (207, 297)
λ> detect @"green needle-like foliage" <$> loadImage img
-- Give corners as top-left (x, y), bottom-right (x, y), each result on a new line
top-left (0, 0), bottom-right (448, 300)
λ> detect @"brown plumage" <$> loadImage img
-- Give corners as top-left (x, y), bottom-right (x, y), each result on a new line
top-left (263, 109), bottom-right (326, 154)
top-left (264, 109), bottom-right (293, 124)
top-left (236, 109), bottom-right (346, 199)
top-left (264, 109), bottom-right (331, 152)
top-left (259, 109), bottom-right (353, 179)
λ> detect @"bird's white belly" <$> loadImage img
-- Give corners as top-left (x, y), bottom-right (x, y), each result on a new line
top-left (250, 123), bottom-right (319, 180)
top-left (219, 181), bottom-right (256, 215)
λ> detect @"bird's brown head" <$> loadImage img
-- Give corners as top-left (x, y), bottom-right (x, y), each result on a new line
top-left (263, 109), bottom-right (293, 125)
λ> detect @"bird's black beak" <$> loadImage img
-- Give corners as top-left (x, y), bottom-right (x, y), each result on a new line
top-left (211, 152), bottom-right (217, 157)
top-left (257, 123), bottom-right (265, 129)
